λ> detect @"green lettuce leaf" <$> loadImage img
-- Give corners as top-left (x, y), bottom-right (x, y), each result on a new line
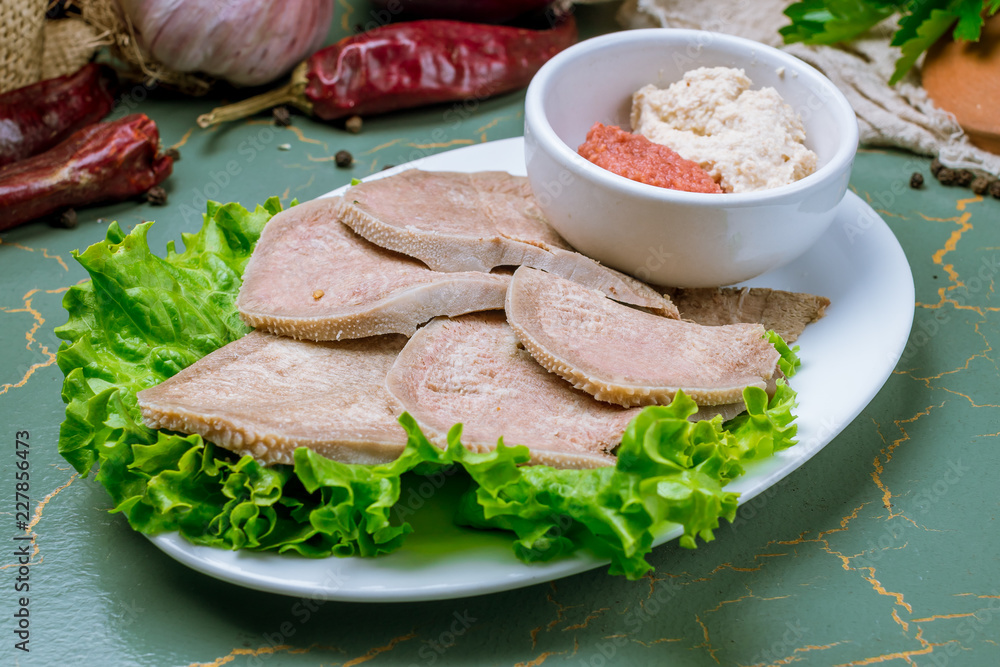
top-left (55, 199), bottom-right (801, 578)
top-left (456, 387), bottom-right (799, 579)
top-left (56, 200), bottom-right (279, 473)
top-left (768, 329), bottom-right (801, 378)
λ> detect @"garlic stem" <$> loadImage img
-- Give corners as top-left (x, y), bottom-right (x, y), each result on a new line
top-left (197, 63), bottom-right (313, 128)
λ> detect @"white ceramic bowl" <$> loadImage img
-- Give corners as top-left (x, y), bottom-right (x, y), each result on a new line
top-left (524, 29), bottom-right (859, 287)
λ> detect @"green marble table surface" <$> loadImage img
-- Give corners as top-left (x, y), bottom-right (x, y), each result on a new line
top-left (2, 3), bottom-right (998, 665)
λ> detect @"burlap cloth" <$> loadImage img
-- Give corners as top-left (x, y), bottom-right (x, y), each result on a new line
top-left (0, 0), bottom-right (103, 94)
top-left (0, 0), bottom-right (47, 93)
top-left (618, 0), bottom-right (1000, 176)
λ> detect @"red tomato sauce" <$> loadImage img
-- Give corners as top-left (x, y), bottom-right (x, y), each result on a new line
top-left (577, 122), bottom-right (722, 194)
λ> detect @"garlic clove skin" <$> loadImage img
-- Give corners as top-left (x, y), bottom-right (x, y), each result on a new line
top-left (120, 0), bottom-right (334, 87)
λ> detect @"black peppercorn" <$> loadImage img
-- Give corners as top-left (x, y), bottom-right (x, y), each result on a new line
top-left (50, 208), bottom-right (78, 229)
top-left (930, 157), bottom-right (943, 176)
top-left (909, 172), bottom-right (924, 189)
top-left (335, 150), bottom-right (353, 168)
top-left (272, 106), bottom-right (292, 127)
top-left (956, 169), bottom-right (975, 187)
top-left (971, 176), bottom-right (991, 195)
top-left (936, 167), bottom-right (957, 186)
top-left (988, 180), bottom-right (1000, 199)
top-left (145, 186), bottom-right (168, 206)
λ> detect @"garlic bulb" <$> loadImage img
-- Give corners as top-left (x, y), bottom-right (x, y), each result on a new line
top-left (119, 0), bottom-right (334, 87)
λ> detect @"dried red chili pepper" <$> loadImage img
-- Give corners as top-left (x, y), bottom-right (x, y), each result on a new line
top-left (369, 0), bottom-right (553, 24)
top-left (197, 16), bottom-right (577, 127)
top-left (0, 114), bottom-right (173, 231)
top-left (0, 64), bottom-right (118, 168)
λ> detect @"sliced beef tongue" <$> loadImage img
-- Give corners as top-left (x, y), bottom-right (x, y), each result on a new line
top-left (386, 313), bottom-right (640, 469)
top-left (237, 197), bottom-right (509, 340)
top-left (693, 402), bottom-right (758, 423)
top-left (339, 170), bottom-right (679, 318)
top-left (137, 331), bottom-right (409, 466)
top-left (506, 266), bottom-right (781, 408)
top-left (665, 286), bottom-right (830, 343)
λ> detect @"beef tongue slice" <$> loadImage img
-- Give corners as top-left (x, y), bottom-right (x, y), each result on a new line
top-left (386, 313), bottom-right (639, 469)
top-left (137, 331), bottom-right (409, 466)
top-left (339, 170), bottom-right (678, 318)
top-left (506, 267), bottom-right (781, 408)
top-left (237, 197), bottom-right (509, 340)
top-left (665, 286), bottom-right (830, 343)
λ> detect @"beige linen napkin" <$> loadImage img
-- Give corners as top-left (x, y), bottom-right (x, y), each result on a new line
top-left (617, 0), bottom-right (1000, 175)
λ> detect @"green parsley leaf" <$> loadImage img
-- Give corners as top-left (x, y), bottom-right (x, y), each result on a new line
top-left (781, 0), bottom-right (899, 44)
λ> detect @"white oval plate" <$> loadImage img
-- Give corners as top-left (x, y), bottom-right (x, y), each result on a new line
top-left (150, 137), bottom-right (915, 602)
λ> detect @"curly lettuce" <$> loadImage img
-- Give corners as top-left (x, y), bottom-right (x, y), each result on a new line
top-left (55, 200), bottom-right (800, 578)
